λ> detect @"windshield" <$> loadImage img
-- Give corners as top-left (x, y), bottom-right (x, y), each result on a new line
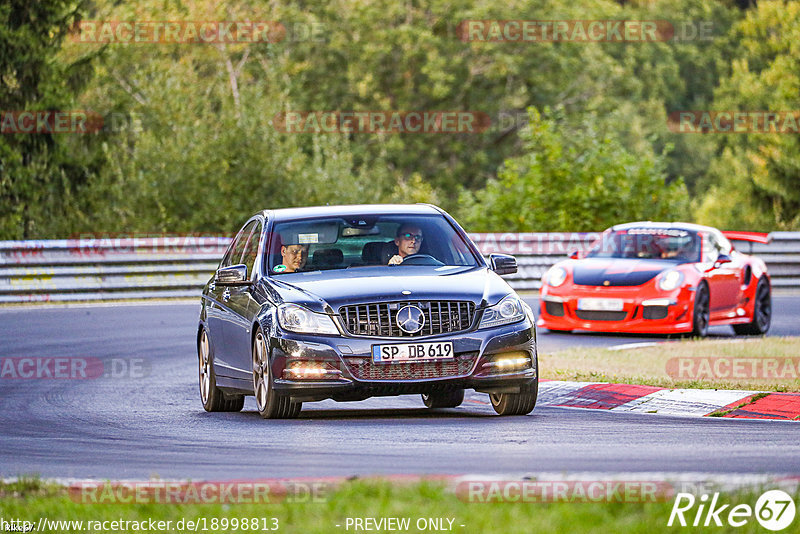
top-left (265, 214), bottom-right (479, 275)
top-left (586, 228), bottom-right (700, 262)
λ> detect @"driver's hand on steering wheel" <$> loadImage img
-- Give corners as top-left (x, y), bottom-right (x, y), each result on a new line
top-left (388, 254), bottom-right (403, 265)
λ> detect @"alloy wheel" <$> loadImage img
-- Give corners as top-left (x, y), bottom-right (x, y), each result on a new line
top-left (199, 329), bottom-right (211, 404)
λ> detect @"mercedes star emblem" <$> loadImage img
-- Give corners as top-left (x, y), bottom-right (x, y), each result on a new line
top-left (396, 305), bottom-right (425, 334)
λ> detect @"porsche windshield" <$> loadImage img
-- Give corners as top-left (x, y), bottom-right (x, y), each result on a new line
top-left (586, 228), bottom-right (700, 262)
top-left (266, 215), bottom-right (479, 274)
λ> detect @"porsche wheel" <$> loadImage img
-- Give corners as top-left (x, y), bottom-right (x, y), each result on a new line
top-left (691, 284), bottom-right (710, 338)
top-left (252, 329), bottom-right (301, 419)
top-left (199, 328), bottom-right (244, 412)
top-left (490, 380), bottom-right (538, 416)
top-left (422, 390), bottom-right (464, 409)
top-left (733, 278), bottom-right (771, 336)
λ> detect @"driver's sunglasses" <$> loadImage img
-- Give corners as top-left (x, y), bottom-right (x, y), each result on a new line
top-left (401, 233), bottom-right (423, 241)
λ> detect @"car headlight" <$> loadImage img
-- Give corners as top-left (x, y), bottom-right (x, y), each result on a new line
top-left (544, 266), bottom-right (567, 287)
top-left (277, 304), bottom-right (339, 335)
top-left (479, 295), bottom-right (526, 329)
top-left (658, 270), bottom-right (685, 291)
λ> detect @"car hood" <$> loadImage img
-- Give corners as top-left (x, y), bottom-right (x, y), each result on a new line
top-left (266, 266), bottom-right (512, 313)
top-left (570, 258), bottom-right (676, 287)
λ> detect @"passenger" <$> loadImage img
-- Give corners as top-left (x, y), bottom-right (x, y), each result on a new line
top-left (389, 224), bottom-right (423, 265)
top-left (280, 244), bottom-right (309, 272)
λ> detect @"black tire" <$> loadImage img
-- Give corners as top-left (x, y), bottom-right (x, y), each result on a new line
top-left (252, 329), bottom-right (301, 419)
top-left (198, 328), bottom-right (244, 412)
top-left (422, 390), bottom-right (465, 409)
top-left (733, 278), bottom-right (771, 336)
top-left (490, 379), bottom-right (538, 416)
top-left (691, 283), bottom-right (710, 338)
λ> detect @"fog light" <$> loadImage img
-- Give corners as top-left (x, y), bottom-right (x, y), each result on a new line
top-left (482, 351), bottom-right (531, 371)
top-left (283, 361), bottom-right (342, 380)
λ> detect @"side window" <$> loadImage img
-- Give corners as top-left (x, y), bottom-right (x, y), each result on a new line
top-left (223, 220), bottom-right (258, 268)
top-left (241, 222), bottom-right (263, 278)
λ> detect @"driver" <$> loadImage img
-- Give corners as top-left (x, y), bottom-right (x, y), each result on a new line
top-left (388, 224), bottom-right (423, 265)
top-left (280, 244), bottom-right (309, 272)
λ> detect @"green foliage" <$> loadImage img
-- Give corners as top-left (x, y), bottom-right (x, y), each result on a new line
top-left (0, 0), bottom-right (786, 238)
top-left (0, 0), bottom-right (99, 238)
top-left (458, 108), bottom-right (689, 232)
top-left (61, 0), bottom-right (394, 234)
top-left (694, 0), bottom-right (800, 230)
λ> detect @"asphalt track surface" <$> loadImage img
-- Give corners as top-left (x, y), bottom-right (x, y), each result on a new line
top-left (0, 297), bottom-right (799, 480)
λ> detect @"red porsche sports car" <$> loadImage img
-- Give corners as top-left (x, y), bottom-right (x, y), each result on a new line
top-left (538, 222), bottom-right (771, 337)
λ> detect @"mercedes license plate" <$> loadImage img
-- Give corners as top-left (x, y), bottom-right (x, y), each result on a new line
top-left (372, 342), bottom-right (454, 363)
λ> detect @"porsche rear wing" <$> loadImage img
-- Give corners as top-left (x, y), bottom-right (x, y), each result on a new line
top-left (722, 231), bottom-right (771, 244)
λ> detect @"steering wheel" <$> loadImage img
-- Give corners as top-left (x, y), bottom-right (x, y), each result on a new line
top-left (401, 254), bottom-right (444, 266)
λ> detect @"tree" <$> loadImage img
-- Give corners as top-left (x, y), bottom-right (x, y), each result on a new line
top-left (695, 0), bottom-right (800, 230)
top-left (64, 0), bottom-right (394, 234)
top-left (457, 108), bottom-right (689, 232)
top-left (2, 0), bottom-right (749, 236)
top-left (0, 0), bottom-right (98, 238)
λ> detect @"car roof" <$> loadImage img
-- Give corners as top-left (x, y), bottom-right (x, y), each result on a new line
top-left (260, 204), bottom-right (444, 222)
top-left (610, 221), bottom-right (717, 234)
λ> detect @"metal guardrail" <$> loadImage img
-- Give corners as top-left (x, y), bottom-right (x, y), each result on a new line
top-left (1, 232), bottom-right (799, 303)
top-left (0, 237), bottom-right (228, 303)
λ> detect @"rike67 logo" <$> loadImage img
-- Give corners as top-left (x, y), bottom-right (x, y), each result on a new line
top-left (668, 490), bottom-right (796, 531)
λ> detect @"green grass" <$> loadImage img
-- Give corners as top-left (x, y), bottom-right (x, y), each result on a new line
top-left (0, 479), bottom-right (793, 534)
top-left (540, 337), bottom-right (800, 392)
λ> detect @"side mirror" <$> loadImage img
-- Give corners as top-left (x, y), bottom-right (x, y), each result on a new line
top-left (490, 253), bottom-right (517, 275)
top-left (215, 264), bottom-right (250, 286)
top-left (569, 250), bottom-right (583, 260)
top-left (713, 254), bottom-right (732, 270)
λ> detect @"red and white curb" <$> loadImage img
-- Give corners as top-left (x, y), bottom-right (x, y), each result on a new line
top-left (538, 380), bottom-right (800, 420)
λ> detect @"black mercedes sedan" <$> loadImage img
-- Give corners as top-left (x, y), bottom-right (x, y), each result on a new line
top-left (197, 204), bottom-right (538, 418)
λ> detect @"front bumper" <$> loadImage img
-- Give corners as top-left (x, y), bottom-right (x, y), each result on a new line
top-left (537, 286), bottom-right (694, 334)
top-left (268, 319), bottom-right (537, 402)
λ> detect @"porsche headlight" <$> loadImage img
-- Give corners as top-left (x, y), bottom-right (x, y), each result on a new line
top-left (545, 266), bottom-right (567, 287)
top-left (479, 295), bottom-right (526, 329)
top-left (277, 304), bottom-right (339, 335)
top-left (658, 270), bottom-right (685, 291)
